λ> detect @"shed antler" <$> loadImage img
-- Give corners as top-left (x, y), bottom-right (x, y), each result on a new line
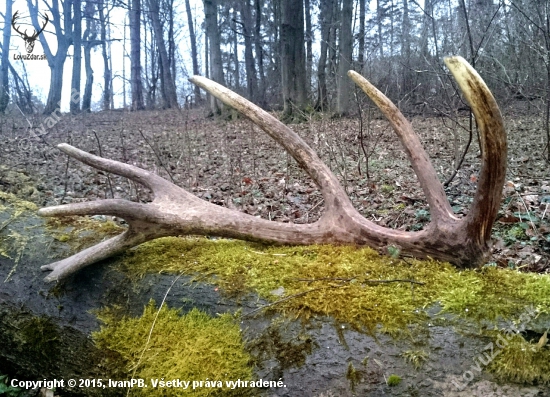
top-left (38, 56), bottom-right (506, 283)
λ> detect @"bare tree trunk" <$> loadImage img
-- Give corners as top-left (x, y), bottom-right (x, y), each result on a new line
top-left (401, 0), bottom-right (411, 96)
top-left (304, 0), bottom-right (313, 91)
top-left (185, 0), bottom-right (202, 104)
top-left (358, 0), bottom-right (365, 72)
top-left (254, 0), bottom-right (266, 107)
top-left (130, 0), bottom-right (145, 110)
top-left (98, 0), bottom-right (111, 111)
top-left (377, 0), bottom-right (384, 59)
top-left (82, 0), bottom-right (99, 112)
top-left (71, 0), bottom-right (82, 114)
top-left (37, 57), bottom-right (508, 283)
top-left (167, 0), bottom-right (176, 83)
top-left (241, 0), bottom-right (258, 102)
top-left (27, 0), bottom-right (71, 114)
top-left (0, 0), bottom-right (13, 113)
top-left (281, 0), bottom-right (307, 118)
top-left (232, 8), bottom-right (240, 90)
top-left (315, 0), bottom-right (333, 111)
top-left (147, 0), bottom-right (178, 108)
top-left (203, 0), bottom-right (224, 113)
top-left (337, 0), bottom-right (353, 115)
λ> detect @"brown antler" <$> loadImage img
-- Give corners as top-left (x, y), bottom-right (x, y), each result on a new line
top-left (37, 56), bottom-right (507, 282)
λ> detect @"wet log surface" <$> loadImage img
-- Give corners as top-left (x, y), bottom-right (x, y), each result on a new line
top-left (1, 200), bottom-right (549, 397)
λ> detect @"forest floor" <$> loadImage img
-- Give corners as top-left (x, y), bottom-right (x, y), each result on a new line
top-left (1, 105), bottom-right (548, 274)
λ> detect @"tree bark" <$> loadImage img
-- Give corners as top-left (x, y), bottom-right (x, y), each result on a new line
top-left (315, 0), bottom-right (333, 111)
top-left (337, 0), bottom-right (353, 115)
top-left (254, 0), bottom-right (266, 107)
top-left (0, 0), bottom-right (13, 113)
top-left (358, 0), bottom-right (365, 72)
top-left (241, 0), bottom-right (258, 102)
top-left (98, 0), bottom-right (111, 111)
top-left (82, 1), bottom-right (99, 112)
top-left (129, 0), bottom-right (145, 110)
top-left (38, 57), bottom-right (507, 283)
top-left (304, 0), bottom-right (313, 91)
top-left (280, 0), bottom-right (307, 118)
top-left (27, 0), bottom-right (71, 115)
top-left (147, 0), bottom-right (178, 109)
top-left (71, 0), bottom-right (82, 114)
top-left (203, 0), bottom-right (224, 113)
top-left (185, 0), bottom-right (202, 104)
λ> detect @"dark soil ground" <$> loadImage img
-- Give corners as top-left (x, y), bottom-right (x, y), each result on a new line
top-left (1, 105), bottom-right (548, 273)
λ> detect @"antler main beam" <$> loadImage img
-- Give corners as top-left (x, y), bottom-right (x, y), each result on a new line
top-left (37, 56), bottom-right (506, 282)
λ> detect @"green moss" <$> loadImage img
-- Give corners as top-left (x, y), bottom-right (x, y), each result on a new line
top-left (20, 317), bottom-right (59, 359)
top-left (487, 332), bottom-right (550, 384)
top-left (46, 216), bottom-right (124, 252)
top-left (120, 237), bottom-right (550, 330)
top-left (247, 318), bottom-right (313, 370)
top-left (55, 234), bottom-right (71, 242)
top-left (93, 301), bottom-right (255, 396)
top-left (115, 236), bottom-right (550, 384)
top-left (0, 191), bottom-right (38, 213)
top-left (387, 374), bottom-right (401, 386)
top-left (346, 362), bottom-right (361, 391)
top-left (401, 349), bottom-right (429, 369)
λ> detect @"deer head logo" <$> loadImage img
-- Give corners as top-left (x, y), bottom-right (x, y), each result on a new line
top-left (11, 11), bottom-right (49, 54)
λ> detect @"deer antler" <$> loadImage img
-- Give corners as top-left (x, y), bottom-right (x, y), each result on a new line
top-left (29, 12), bottom-right (49, 40)
top-left (37, 56), bottom-right (506, 283)
top-left (11, 11), bottom-right (27, 38)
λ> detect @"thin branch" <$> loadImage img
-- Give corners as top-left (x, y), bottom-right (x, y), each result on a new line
top-left (293, 277), bottom-right (425, 285)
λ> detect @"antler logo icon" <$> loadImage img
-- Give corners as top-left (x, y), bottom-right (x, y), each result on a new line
top-left (11, 11), bottom-right (49, 54)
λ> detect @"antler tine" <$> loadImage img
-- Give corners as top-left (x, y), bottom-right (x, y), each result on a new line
top-left (33, 12), bottom-right (49, 38)
top-left (11, 11), bottom-right (26, 37)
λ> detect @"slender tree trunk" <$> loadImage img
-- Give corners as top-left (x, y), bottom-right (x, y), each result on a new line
top-left (82, 1), bottom-right (98, 112)
top-left (185, 0), bottom-right (202, 103)
top-left (203, 0), bottom-right (224, 113)
top-left (28, 0), bottom-right (71, 114)
top-left (358, 0), bottom-right (365, 72)
top-left (328, 0), bottom-right (338, 79)
top-left (0, 0), bottom-right (13, 113)
top-left (304, 0), bottom-right (313, 91)
top-left (130, 0), bottom-right (145, 110)
top-left (147, 0), bottom-right (178, 108)
top-left (401, 0), bottom-right (412, 96)
top-left (241, 0), bottom-right (258, 102)
top-left (98, 0), bottom-right (111, 110)
top-left (377, 0), bottom-right (384, 59)
top-left (337, 0), bottom-right (353, 115)
top-left (280, 0), bottom-right (307, 118)
top-left (71, 0), bottom-right (82, 114)
top-left (232, 8), bottom-right (240, 90)
top-left (315, 0), bottom-right (333, 111)
top-left (168, 0), bottom-right (176, 82)
top-left (254, 0), bottom-right (266, 107)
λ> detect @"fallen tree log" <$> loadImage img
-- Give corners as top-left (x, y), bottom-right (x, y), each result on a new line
top-left (38, 56), bottom-right (507, 282)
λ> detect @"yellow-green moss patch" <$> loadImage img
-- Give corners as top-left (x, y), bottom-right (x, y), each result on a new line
top-left (117, 236), bottom-right (550, 384)
top-left (46, 215), bottom-right (124, 252)
top-left (120, 237), bottom-right (550, 332)
top-left (93, 301), bottom-right (255, 396)
top-left (487, 332), bottom-right (550, 384)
